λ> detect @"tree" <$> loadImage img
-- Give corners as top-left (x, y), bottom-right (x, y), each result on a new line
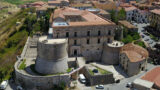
top-left (118, 8), bottom-right (126, 20)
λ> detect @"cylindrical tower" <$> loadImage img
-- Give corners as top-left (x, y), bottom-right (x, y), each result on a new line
top-left (101, 41), bottom-right (124, 65)
top-left (35, 36), bottom-right (68, 75)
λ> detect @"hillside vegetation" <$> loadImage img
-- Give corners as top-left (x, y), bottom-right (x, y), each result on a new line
top-left (0, 8), bottom-right (31, 82)
top-left (0, 0), bottom-right (48, 5)
top-left (0, 7), bottom-right (52, 82)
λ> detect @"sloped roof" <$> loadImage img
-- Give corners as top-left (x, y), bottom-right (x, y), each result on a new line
top-left (121, 43), bottom-right (148, 62)
top-left (141, 67), bottom-right (160, 89)
top-left (52, 7), bottom-right (115, 27)
top-left (150, 9), bottom-right (160, 15)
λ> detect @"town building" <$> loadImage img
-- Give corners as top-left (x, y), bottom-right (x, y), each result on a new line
top-left (124, 6), bottom-right (138, 21)
top-left (118, 20), bottom-right (138, 32)
top-left (149, 9), bottom-right (160, 33)
top-left (50, 7), bottom-right (116, 61)
top-left (133, 67), bottom-right (160, 90)
top-left (70, 3), bottom-right (93, 10)
top-left (123, 6), bottom-right (149, 23)
top-left (48, 0), bottom-right (69, 7)
top-left (120, 43), bottom-right (148, 76)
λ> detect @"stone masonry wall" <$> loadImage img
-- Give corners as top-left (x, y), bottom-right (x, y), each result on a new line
top-left (15, 60), bottom-right (70, 90)
top-left (79, 66), bottom-right (115, 86)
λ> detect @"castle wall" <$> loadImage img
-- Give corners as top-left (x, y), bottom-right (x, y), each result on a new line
top-left (101, 41), bottom-right (124, 65)
top-left (79, 66), bottom-right (115, 86)
top-left (15, 60), bottom-right (70, 90)
top-left (35, 37), bottom-right (68, 74)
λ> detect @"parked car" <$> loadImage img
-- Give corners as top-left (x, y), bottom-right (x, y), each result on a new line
top-left (149, 41), bottom-right (153, 44)
top-left (0, 80), bottom-right (8, 90)
top-left (144, 32), bottom-right (149, 36)
top-left (145, 39), bottom-right (149, 41)
top-left (126, 82), bottom-right (132, 88)
top-left (141, 35), bottom-right (145, 38)
top-left (79, 74), bottom-right (86, 84)
top-left (96, 85), bottom-right (104, 89)
top-left (17, 85), bottom-right (23, 90)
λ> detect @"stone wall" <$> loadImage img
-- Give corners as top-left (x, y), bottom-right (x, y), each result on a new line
top-left (102, 42), bottom-right (123, 65)
top-left (79, 66), bottom-right (115, 86)
top-left (35, 37), bottom-right (68, 74)
top-left (15, 60), bottom-right (70, 90)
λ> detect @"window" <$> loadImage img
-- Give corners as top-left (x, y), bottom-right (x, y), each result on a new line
top-left (66, 32), bottom-right (69, 37)
top-left (98, 38), bottom-right (100, 44)
top-left (74, 40), bottom-right (77, 45)
top-left (108, 30), bottom-right (111, 35)
top-left (87, 39), bottom-right (89, 44)
top-left (87, 31), bottom-right (90, 36)
top-left (74, 32), bottom-right (77, 37)
top-left (108, 38), bottom-right (110, 43)
top-left (74, 49), bottom-right (77, 56)
top-left (98, 30), bottom-right (101, 36)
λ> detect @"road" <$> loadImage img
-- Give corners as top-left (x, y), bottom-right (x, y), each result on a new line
top-left (133, 23), bottom-right (157, 48)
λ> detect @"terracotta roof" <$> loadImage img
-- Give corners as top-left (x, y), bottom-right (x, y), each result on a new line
top-left (92, 1), bottom-right (117, 10)
top-left (150, 9), bottom-right (160, 15)
top-left (70, 3), bottom-right (92, 7)
top-left (99, 9), bottom-right (109, 15)
top-left (48, 1), bottom-right (61, 4)
top-left (118, 20), bottom-right (137, 29)
top-left (52, 7), bottom-right (115, 27)
top-left (121, 43), bottom-right (148, 62)
top-left (31, 1), bottom-right (46, 6)
top-left (141, 67), bottom-right (160, 88)
top-left (120, 3), bottom-right (132, 7)
top-left (124, 6), bottom-right (137, 12)
top-left (129, 1), bottom-right (137, 4)
top-left (48, 0), bottom-right (69, 4)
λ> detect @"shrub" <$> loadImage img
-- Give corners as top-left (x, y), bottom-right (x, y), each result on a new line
top-left (18, 59), bottom-right (26, 70)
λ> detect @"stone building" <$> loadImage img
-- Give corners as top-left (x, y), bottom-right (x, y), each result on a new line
top-left (102, 41), bottom-right (124, 65)
top-left (70, 3), bottom-right (93, 10)
top-left (149, 9), bottom-right (160, 33)
top-left (133, 67), bottom-right (160, 90)
top-left (123, 6), bottom-right (149, 23)
top-left (118, 20), bottom-right (138, 32)
top-left (48, 0), bottom-right (69, 7)
top-left (50, 7), bottom-right (116, 61)
top-left (119, 43), bottom-right (148, 76)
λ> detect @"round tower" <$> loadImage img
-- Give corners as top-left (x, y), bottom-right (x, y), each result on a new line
top-left (35, 36), bottom-right (68, 75)
top-left (101, 41), bottom-right (124, 65)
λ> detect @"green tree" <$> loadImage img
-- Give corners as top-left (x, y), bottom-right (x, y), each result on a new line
top-left (118, 8), bottom-right (126, 20)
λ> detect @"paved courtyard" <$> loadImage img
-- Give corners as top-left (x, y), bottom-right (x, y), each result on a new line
top-left (91, 63), bottom-right (127, 80)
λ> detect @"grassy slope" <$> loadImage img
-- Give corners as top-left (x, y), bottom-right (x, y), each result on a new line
top-left (0, 9), bottom-right (29, 81)
top-left (0, 0), bottom-right (48, 5)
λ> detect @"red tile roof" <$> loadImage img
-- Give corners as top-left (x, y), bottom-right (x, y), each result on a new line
top-left (52, 7), bottom-right (115, 27)
top-left (121, 43), bottom-right (148, 62)
top-left (124, 6), bottom-right (137, 12)
top-left (141, 67), bottom-right (160, 88)
top-left (150, 9), bottom-right (160, 15)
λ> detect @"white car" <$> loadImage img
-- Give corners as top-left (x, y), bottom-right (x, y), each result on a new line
top-left (17, 85), bottom-right (23, 90)
top-left (0, 80), bottom-right (8, 90)
top-left (96, 85), bottom-right (104, 89)
top-left (126, 82), bottom-right (132, 88)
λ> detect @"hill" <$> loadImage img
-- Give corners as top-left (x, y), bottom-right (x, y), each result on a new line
top-left (0, 0), bottom-right (48, 5)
